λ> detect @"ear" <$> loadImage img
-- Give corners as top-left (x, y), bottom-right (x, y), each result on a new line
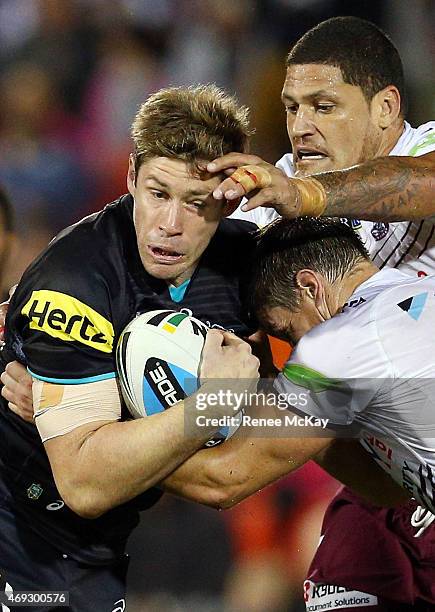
top-left (295, 269), bottom-right (324, 306)
top-left (222, 197), bottom-right (242, 218)
top-left (127, 154), bottom-right (136, 196)
top-left (371, 85), bottom-right (401, 129)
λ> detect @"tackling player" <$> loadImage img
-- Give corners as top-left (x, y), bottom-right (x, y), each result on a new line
top-left (208, 16), bottom-right (435, 612)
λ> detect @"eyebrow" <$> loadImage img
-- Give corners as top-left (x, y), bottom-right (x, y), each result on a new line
top-left (144, 175), bottom-right (212, 197)
top-left (281, 89), bottom-right (339, 103)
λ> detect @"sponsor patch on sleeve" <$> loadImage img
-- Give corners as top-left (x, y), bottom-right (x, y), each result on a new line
top-left (303, 580), bottom-right (378, 610)
top-left (22, 290), bottom-right (114, 353)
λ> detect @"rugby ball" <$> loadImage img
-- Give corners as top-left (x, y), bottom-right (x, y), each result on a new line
top-left (116, 309), bottom-right (241, 446)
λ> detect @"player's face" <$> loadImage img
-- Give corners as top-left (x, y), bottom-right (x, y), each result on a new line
top-left (128, 157), bottom-right (227, 286)
top-left (282, 64), bottom-right (382, 176)
top-left (260, 303), bottom-right (323, 346)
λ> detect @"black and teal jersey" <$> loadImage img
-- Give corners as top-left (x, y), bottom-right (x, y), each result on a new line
top-left (0, 193), bottom-right (257, 564)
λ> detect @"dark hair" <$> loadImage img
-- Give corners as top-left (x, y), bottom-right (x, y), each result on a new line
top-left (0, 187), bottom-right (14, 233)
top-left (287, 16), bottom-right (406, 114)
top-left (252, 217), bottom-right (369, 317)
top-left (131, 84), bottom-right (252, 175)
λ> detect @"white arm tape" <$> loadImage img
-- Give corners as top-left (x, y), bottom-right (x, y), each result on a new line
top-left (32, 377), bottom-right (122, 442)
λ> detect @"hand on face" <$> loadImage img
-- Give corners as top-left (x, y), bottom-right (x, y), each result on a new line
top-left (207, 153), bottom-right (303, 217)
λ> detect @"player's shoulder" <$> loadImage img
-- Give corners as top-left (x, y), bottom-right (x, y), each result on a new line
top-left (48, 194), bottom-right (132, 259)
top-left (200, 218), bottom-right (258, 276)
top-left (26, 194), bottom-right (132, 279)
top-left (289, 271), bottom-right (406, 379)
top-left (370, 270), bottom-right (435, 324)
top-left (290, 312), bottom-right (371, 381)
top-left (211, 217), bottom-right (258, 250)
top-left (396, 121), bottom-right (435, 157)
top-left (12, 194), bottom-right (134, 317)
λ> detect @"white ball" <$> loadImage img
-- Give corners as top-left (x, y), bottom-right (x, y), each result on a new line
top-left (116, 309), bottom-right (241, 446)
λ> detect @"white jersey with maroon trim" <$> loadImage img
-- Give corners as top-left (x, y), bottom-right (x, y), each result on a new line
top-left (274, 268), bottom-right (435, 512)
top-left (231, 121), bottom-right (435, 276)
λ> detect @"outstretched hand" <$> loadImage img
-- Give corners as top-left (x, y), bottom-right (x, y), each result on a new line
top-left (207, 153), bottom-right (302, 217)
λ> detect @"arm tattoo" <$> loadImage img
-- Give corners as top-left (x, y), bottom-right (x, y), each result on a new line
top-left (316, 153), bottom-right (435, 221)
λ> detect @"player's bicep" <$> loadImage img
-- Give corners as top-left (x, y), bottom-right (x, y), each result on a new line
top-left (37, 377), bottom-right (122, 500)
top-left (33, 377), bottom-right (121, 442)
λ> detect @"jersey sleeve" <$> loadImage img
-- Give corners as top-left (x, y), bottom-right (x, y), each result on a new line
top-left (8, 232), bottom-right (117, 384)
top-left (273, 311), bottom-right (392, 426)
top-left (229, 202), bottom-right (279, 227)
top-left (406, 122), bottom-right (435, 157)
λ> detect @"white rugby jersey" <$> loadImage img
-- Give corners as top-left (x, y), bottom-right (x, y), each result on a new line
top-left (231, 121), bottom-right (435, 275)
top-left (274, 268), bottom-right (435, 512)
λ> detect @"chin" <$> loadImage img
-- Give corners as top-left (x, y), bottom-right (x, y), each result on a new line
top-left (295, 161), bottom-right (333, 177)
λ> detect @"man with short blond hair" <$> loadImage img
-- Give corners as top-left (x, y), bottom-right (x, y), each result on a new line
top-left (0, 84), bottom-right (260, 611)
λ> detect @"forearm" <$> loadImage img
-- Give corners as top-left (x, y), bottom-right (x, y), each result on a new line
top-left (46, 396), bottom-right (219, 518)
top-left (161, 436), bottom-right (278, 508)
top-left (162, 413), bottom-right (332, 508)
top-left (316, 153), bottom-right (435, 221)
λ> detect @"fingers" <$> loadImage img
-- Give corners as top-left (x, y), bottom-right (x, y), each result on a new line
top-left (1, 364), bottom-right (34, 423)
top-left (221, 331), bottom-right (249, 347)
top-left (240, 188), bottom-right (277, 212)
top-left (1, 370), bottom-right (33, 400)
top-left (213, 177), bottom-right (245, 201)
top-left (222, 333), bottom-right (260, 374)
top-left (213, 164), bottom-right (273, 201)
top-left (5, 361), bottom-right (32, 387)
top-left (1, 361), bottom-right (34, 424)
top-left (207, 153), bottom-right (263, 175)
top-left (6, 401), bottom-right (34, 423)
top-left (202, 329), bottom-right (225, 354)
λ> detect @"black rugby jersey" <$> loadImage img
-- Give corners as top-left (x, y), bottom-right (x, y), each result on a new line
top-left (0, 194), bottom-right (257, 564)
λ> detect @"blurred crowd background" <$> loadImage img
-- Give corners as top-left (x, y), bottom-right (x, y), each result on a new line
top-left (0, 0), bottom-right (434, 610)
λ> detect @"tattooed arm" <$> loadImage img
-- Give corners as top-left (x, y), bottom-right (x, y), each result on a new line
top-left (207, 151), bottom-right (435, 222)
top-left (314, 152), bottom-right (435, 221)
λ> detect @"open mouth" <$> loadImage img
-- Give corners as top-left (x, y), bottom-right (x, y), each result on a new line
top-left (296, 148), bottom-right (328, 162)
top-left (149, 246), bottom-right (184, 262)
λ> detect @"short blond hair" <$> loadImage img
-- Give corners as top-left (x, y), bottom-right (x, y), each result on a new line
top-left (131, 84), bottom-right (252, 174)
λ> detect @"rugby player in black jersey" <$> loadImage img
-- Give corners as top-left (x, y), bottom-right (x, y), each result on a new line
top-left (0, 85), bottom-right (262, 611)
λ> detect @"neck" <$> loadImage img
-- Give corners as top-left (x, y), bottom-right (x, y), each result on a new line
top-left (332, 260), bottom-right (379, 313)
top-left (377, 118), bottom-right (405, 157)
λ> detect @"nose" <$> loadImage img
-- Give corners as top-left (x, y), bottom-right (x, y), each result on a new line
top-left (159, 201), bottom-right (183, 236)
top-left (288, 106), bottom-right (316, 139)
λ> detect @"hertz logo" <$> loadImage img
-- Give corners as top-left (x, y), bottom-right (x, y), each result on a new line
top-left (22, 290), bottom-right (114, 353)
